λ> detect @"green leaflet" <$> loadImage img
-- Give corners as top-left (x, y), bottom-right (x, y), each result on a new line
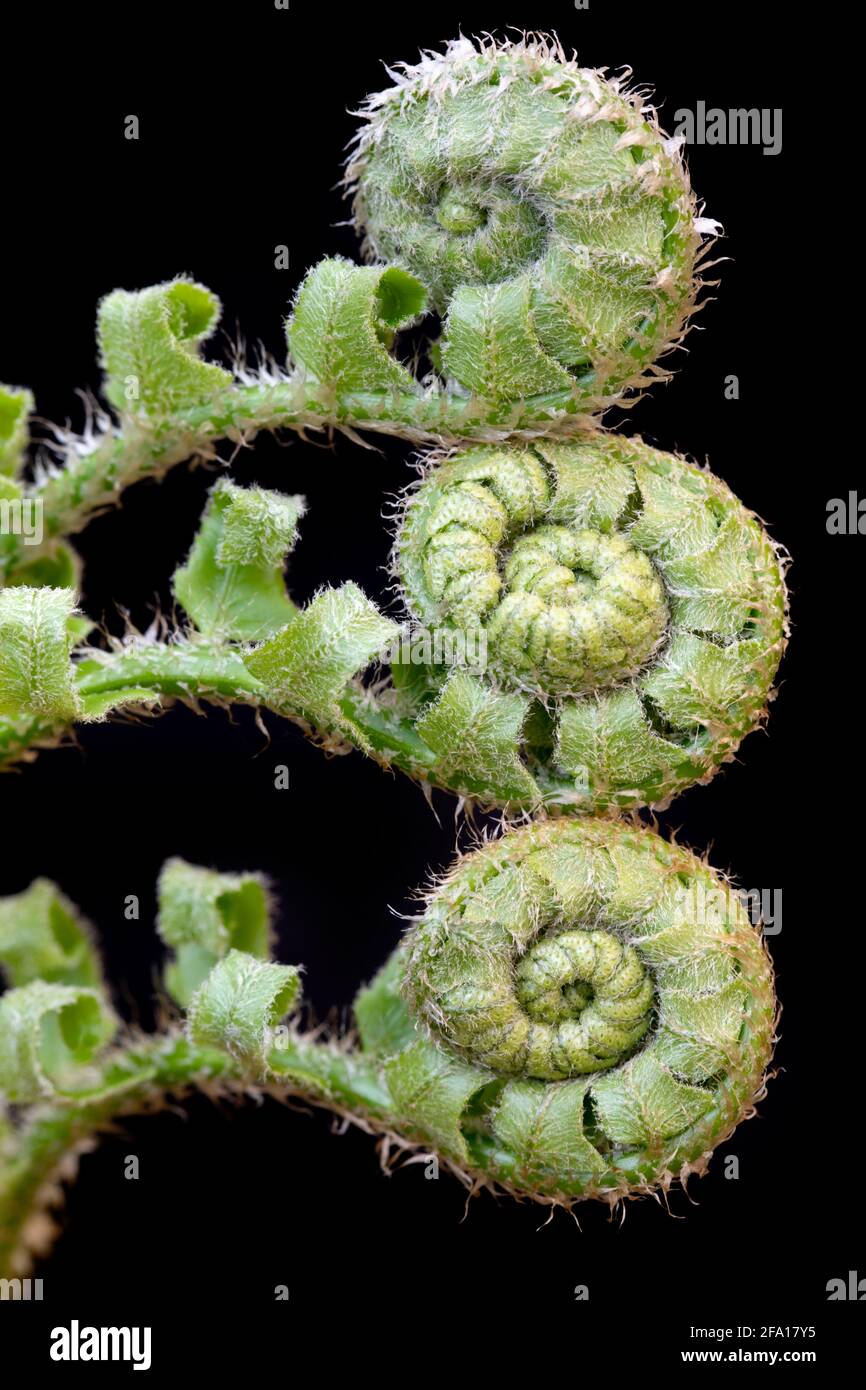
top-left (415, 670), bottom-right (539, 805)
top-left (0, 880), bottom-right (103, 989)
top-left (653, 978), bottom-right (754, 1082)
top-left (287, 258), bottom-right (427, 397)
top-left (157, 858), bottom-right (272, 1007)
top-left (555, 689), bottom-right (689, 807)
top-left (186, 950), bottom-right (300, 1069)
top-left (641, 632), bottom-right (769, 733)
top-left (491, 1080), bottom-right (607, 1193)
top-left (173, 479), bottom-right (304, 640)
top-left (443, 278), bottom-right (575, 401)
top-left (384, 1039), bottom-right (492, 1164)
top-left (592, 1052), bottom-right (714, 1146)
top-left (0, 587), bottom-right (82, 721)
top-left (244, 582), bottom-right (399, 755)
top-left (541, 438), bottom-right (635, 530)
top-left (0, 586), bottom-right (158, 731)
top-left (0, 386), bottom-right (32, 478)
top-left (98, 278), bottom-right (232, 418)
top-left (354, 948), bottom-right (418, 1058)
top-left (0, 981), bottom-right (116, 1104)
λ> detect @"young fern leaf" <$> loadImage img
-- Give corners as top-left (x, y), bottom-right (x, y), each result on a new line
top-left (98, 279), bottom-right (232, 418)
top-left (0, 588), bottom-right (84, 721)
top-left (156, 859), bottom-right (273, 1007)
top-left (0, 387), bottom-right (81, 587)
top-left (0, 437), bottom-right (786, 815)
top-left (0, 35), bottom-right (713, 582)
top-left (186, 951), bottom-right (301, 1069)
top-left (0, 982), bottom-right (116, 1105)
top-left (172, 479), bottom-right (305, 641)
top-left (288, 258), bottom-right (428, 398)
top-left (0, 880), bottom-right (104, 989)
top-left (0, 822), bottom-right (776, 1274)
top-left (244, 585), bottom-right (399, 755)
top-left (391, 818), bottom-right (776, 1198)
top-left (412, 671), bottom-right (539, 805)
top-left (0, 585), bottom-right (155, 732)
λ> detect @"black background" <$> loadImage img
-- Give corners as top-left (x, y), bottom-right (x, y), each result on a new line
top-left (1, 0), bottom-right (858, 1369)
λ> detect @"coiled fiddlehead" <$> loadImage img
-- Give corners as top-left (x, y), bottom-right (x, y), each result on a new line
top-left (389, 818), bottom-right (775, 1199)
top-left (346, 34), bottom-right (709, 423)
top-left (0, 820), bottom-right (775, 1272)
top-left (393, 433), bottom-right (787, 811)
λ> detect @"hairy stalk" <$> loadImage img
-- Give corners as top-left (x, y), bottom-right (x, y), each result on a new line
top-left (0, 1028), bottom-right (396, 1277)
top-left (0, 822), bottom-right (775, 1273)
top-left (1, 380), bottom-right (608, 584)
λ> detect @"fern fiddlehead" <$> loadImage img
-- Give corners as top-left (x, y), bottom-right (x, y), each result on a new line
top-left (0, 435), bottom-right (787, 815)
top-left (393, 819), bottom-right (775, 1196)
top-left (393, 433), bottom-right (787, 810)
top-left (0, 37), bottom-right (714, 585)
top-left (347, 35), bottom-right (707, 419)
top-left (0, 821), bottom-right (775, 1271)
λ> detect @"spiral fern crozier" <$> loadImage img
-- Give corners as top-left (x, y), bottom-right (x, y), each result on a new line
top-left (384, 818), bottom-right (776, 1200)
top-left (346, 34), bottom-right (711, 424)
top-left (394, 433), bottom-right (787, 811)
